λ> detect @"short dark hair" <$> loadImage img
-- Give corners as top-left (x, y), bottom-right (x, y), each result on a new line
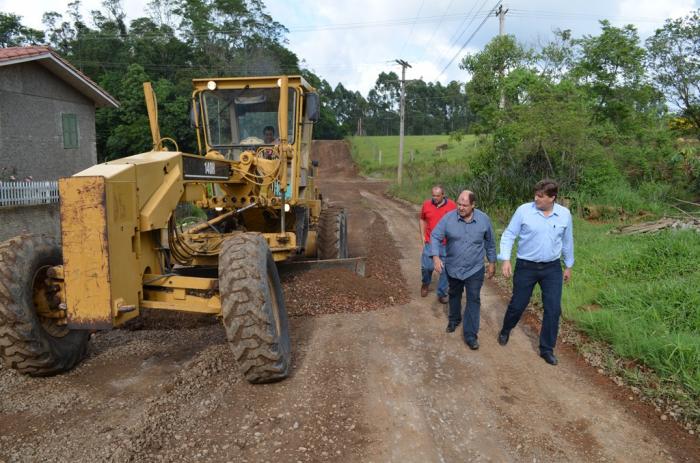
top-left (534, 179), bottom-right (559, 198)
top-left (263, 125), bottom-right (275, 134)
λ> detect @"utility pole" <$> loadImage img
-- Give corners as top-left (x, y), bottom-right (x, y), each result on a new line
top-left (395, 59), bottom-right (411, 185)
top-left (496, 4), bottom-right (508, 36)
top-left (495, 4), bottom-right (509, 109)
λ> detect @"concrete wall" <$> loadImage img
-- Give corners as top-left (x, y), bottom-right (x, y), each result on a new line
top-left (0, 204), bottom-right (61, 242)
top-left (0, 61), bottom-right (97, 181)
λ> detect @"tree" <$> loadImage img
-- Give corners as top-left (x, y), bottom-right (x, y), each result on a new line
top-left (365, 72), bottom-right (400, 135)
top-left (300, 69), bottom-right (344, 139)
top-left (570, 20), bottom-right (659, 132)
top-left (460, 34), bottom-right (531, 133)
top-left (329, 83), bottom-right (367, 135)
top-left (646, 10), bottom-right (700, 135)
top-left (538, 29), bottom-right (574, 82)
top-left (0, 13), bottom-right (44, 47)
top-left (102, 64), bottom-right (153, 159)
top-left (42, 11), bottom-right (76, 55)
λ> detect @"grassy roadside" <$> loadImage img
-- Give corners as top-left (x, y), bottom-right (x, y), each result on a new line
top-left (349, 135), bottom-right (700, 429)
top-left (349, 134), bottom-right (481, 204)
top-left (564, 221), bottom-right (700, 422)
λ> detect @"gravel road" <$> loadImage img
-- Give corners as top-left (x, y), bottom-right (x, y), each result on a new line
top-left (0, 140), bottom-right (698, 462)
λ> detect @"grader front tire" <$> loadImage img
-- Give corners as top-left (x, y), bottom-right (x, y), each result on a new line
top-left (219, 233), bottom-right (291, 383)
top-left (0, 235), bottom-right (89, 376)
top-left (317, 206), bottom-right (348, 260)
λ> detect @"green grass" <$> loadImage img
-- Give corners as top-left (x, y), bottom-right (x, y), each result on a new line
top-left (348, 135), bottom-right (700, 419)
top-left (348, 134), bottom-right (482, 203)
top-left (349, 134), bottom-right (480, 170)
top-left (565, 223), bottom-right (700, 407)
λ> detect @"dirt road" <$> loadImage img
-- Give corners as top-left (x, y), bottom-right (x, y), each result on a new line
top-left (1, 141), bottom-right (698, 462)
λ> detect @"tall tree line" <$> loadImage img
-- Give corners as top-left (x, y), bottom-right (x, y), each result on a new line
top-left (2, 1), bottom-right (698, 177)
top-left (1, 0), bottom-right (473, 160)
top-left (458, 13), bottom-right (700, 203)
top-left (308, 71), bottom-right (473, 138)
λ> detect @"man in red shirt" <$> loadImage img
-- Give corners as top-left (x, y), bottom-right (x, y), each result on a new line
top-left (419, 185), bottom-right (456, 303)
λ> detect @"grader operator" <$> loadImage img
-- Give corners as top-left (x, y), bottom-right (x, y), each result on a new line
top-left (0, 75), bottom-right (347, 383)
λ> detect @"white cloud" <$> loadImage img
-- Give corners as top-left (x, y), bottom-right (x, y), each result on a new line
top-left (617, 0), bottom-right (696, 34)
top-left (3, 0), bottom-right (699, 95)
top-left (0, 0), bottom-right (148, 29)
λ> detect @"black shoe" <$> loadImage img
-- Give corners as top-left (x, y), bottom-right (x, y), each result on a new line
top-left (540, 352), bottom-right (558, 365)
top-left (466, 338), bottom-right (479, 350)
top-left (438, 295), bottom-right (449, 304)
top-left (498, 331), bottom-right (510, 346)
top-left (446, 322), bottom-right (457, 333)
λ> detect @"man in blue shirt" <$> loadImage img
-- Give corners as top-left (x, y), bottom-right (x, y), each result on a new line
top-left (497, 179), bottom-right (574, 366)
top-left (431, 190), bottom-right (496, 350)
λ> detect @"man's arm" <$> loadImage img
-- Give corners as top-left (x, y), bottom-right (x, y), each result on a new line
top-left (430, 216), bottom-right (447, 257)
top-left (562, 212), bottom-right (574, 282)
top-left (485, 217), bottom-right (497, 279)
top-left (498, 207), bottom-right (523, 278)
top-left (430, 215), bottom-right (449, 273)
top-left (419, 204), bottom-right (428, 249)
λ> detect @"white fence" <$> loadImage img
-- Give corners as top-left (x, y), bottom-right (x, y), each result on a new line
top-left (0, 181), bottom-right (59, 207)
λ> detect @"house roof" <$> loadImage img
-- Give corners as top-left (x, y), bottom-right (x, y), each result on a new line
top-left (0, 46), bottom-right (119, 108)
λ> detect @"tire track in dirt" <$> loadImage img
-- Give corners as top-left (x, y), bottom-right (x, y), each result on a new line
top-left (0, 140), bottom-right (698, 462)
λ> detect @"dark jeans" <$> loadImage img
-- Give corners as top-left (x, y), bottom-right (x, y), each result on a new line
top-left (501, 259), bottom-right (563, 354)
top-left (447, 266), bottom-right (485, 342)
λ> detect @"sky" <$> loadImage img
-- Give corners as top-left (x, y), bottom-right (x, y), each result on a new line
top-left (1, 0), bottom-right (698, 95)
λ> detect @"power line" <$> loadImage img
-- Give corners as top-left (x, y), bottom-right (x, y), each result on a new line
top-left (38, 9), bottom-right (497, 42)
top-left (434, 0), bottom-right (503, 81)
top-left (432, 0), bottom-right (491, 79)
top-left (282, 9), bottom-right (495, 32)
top-left (506, 9), bottom-right (664, 23)
top-left (41, 7), bottom-right (668, 45)
top-left (443, 0), bottom-right (491, 57)
top-left (398, 0), bottom-right (426, 57)
top-left (412, 0), bottom-right (456, 63)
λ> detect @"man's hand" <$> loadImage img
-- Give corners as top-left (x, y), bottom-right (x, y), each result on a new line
top-left (563, 267), bottom-right (572, 283)
top-left (486, 262), bottom-right (496, 279)
top-left (501, 260), bottom-right (512, 278)
top-left (432, 256), bottom-right (443, 273)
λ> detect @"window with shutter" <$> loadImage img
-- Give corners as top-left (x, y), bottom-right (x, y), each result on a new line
top-left (62, 113), bottom-right (79, 149)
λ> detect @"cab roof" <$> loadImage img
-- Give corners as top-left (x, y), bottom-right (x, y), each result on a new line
top-left (191, 75), bottom-right (315, 93)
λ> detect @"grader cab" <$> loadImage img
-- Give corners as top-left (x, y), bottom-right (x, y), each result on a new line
top-left (0, 75), bottom-right (348, 383)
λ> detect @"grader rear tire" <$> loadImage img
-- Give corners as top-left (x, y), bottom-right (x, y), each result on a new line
top-left (0, 235), bottom-right (89, 376)
top-left (219, 233), bottom-right (291, 383)
top-left (317, 206), bottom-right (348, 260)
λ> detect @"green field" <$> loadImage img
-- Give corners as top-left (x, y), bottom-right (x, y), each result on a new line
top-left (349, 134), bottom-right (482, 204)
top-left (349, 135), bottom-right (700, 419)
top-left (564, 222), bottom-right (700, 416)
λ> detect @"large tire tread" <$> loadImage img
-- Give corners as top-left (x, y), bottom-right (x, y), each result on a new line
top-left (0, 234), bottom-right (88, 376)
top-left (219, 233), bottom-right (291, 383)
top-left (317, 206), bottom-right (348, 260)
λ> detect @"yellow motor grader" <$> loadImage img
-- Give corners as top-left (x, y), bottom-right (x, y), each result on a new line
top-left (0, 75), bottom-right (348, 383)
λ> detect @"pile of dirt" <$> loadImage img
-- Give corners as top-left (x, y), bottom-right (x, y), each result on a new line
top-left (282, 214), bottom-right (409, 317)
top-left (311, 140), bottom-right (358, 179)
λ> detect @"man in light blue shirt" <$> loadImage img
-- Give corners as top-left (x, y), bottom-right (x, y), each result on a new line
top-left (497, 179), bottom-right (574, 365)
top-left (431, 190), bottom-right (496, 350)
